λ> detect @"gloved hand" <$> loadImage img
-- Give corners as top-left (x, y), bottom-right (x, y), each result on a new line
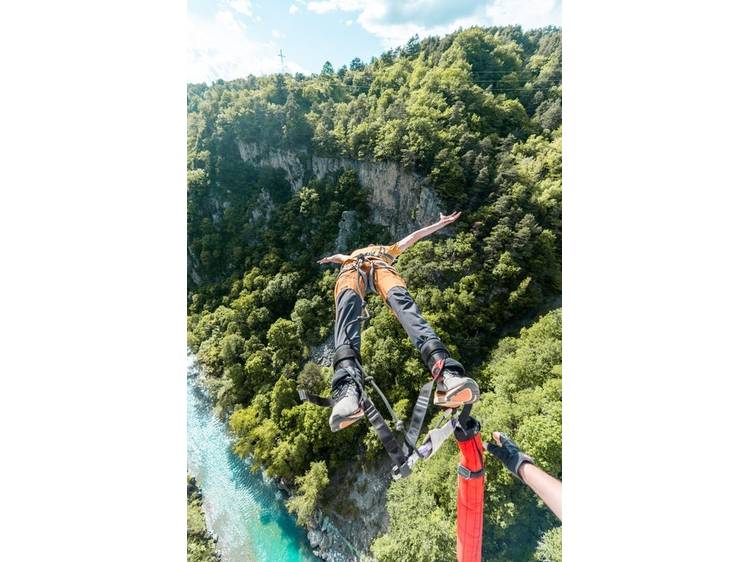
top-left (485, 431), bottom-right (534, 480)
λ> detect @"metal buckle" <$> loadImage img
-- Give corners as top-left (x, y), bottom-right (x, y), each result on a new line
top-left (392, 462), bottom-right (412, 481)
top-left (457, 464), bottom-right (484, 480)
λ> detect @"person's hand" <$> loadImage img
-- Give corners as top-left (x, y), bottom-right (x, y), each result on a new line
top-left (438, 211), bottom-right (461, 225)
top-left (485, 431), bottom-right (534, 480)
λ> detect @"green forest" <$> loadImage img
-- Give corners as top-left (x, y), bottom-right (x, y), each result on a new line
top-left (187, 25), bottom-right (561, 562)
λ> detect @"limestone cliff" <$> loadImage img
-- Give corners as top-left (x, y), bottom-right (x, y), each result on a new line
top-left (237, 142), bottom-right (443, 239)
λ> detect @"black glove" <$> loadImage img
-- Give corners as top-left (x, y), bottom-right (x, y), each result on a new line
top-left (486, 432), bottom-right (534, 480)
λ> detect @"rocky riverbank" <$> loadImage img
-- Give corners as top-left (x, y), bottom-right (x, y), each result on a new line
top-left (187, 475), bottom-right (221, 562)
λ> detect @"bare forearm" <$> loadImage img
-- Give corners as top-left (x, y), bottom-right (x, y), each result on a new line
top-left (397, 221), bottom-right (445, 251)
top-left (518, 463), bottom-right (562, 520)
top-left (318, 253), bottom-right (350, 265)
top-left (396, 211), bottom-right (461, 252)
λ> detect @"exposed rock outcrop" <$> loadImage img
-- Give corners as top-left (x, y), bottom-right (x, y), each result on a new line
top-left (238, 142), bottom-right (308, 192)
top-left (305, 456), bottom-right (392, 562)
top-left (237, 142), bottom-right (443, 238)
top-left (311, 156), bottom-right (442, 238)
top-left (334, 210), bottom-right (358, 254)
top-left (309, 333), bottom-right (335, 367)
top-left (188, 245), bottom-right (203, 286)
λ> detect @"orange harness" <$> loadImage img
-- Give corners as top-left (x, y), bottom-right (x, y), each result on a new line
top-left (334, 252), bottom-right (406, 301)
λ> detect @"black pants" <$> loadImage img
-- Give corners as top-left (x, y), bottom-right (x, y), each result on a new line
top-left (331, 286), bottom-right (443, 387)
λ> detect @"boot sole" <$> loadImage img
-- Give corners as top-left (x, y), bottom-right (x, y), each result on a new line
top-left (330, 408), bottom-right (364, 432)
top-left (434, 384), bottom-right (480, 408)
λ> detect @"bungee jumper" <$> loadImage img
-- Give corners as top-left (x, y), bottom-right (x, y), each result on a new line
top-left (299, 211), bottom-right (481, 479)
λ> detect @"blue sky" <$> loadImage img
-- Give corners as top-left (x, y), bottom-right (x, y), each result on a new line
top-left (188, 0), bottom-right (561, 83)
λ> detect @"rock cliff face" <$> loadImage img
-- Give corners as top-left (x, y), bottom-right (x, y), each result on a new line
top-left (306, 457), bottom-right (392, 562)
top-left (238, 142), bottom-right (308, 192)
top-left (334, 210), bottom-right (358, 254)
top-left (237, 141), bottom-right (443, 239)
top-left (187, 245), bottom-right (203, 286)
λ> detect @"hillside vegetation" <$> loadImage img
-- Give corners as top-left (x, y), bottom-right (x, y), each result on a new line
top-left (187, 25), bottom-right (561, 561)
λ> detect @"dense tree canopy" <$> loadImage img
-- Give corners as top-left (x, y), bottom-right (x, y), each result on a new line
top-left (187, 25), bottom-right (561, 562)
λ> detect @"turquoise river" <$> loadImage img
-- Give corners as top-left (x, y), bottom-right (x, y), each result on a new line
top-left (187, 356), bottom-right (319, 561)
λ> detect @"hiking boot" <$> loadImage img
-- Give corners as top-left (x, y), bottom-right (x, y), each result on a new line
top-left (434, 370), bottom-right (480, 408)
top-left (329, 374), bottom-right (364, 432)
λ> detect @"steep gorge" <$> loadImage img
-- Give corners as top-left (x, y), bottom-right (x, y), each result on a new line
top-left (187, 25), bottom-right (562, 562)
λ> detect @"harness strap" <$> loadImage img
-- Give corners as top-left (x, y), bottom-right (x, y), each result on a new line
top-left (362, 397), bottom-right (411, 478)
top-left (455, 414), bottom-right (483, 479)
top-left (458, 403), bottom-right (474, 429)
top-left (332, 345), bottom-right (359, 368)
top-left (457, 465), bottom-right (485, 479)
top-left (338, 254), bottom-right (400, 296)
top-left (298, 379), bottom-right (412, 478)
top-left (420, 339), bottom-right (448, 379)
top-left (420, 338), bottom-right (466, 378)
top-left (365, 376), bottom-right (403, 429)
top-left (420, 338), bottom-right (447, 363)
top-left (297, 389), bottom-right (334, 408)
top-left (404, 379), bottom-right (434, 449)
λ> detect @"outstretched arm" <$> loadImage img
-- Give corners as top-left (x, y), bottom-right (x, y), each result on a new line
top-left (318, 253), bottom-right (350, 265)
top-left (486, 431), bottom-right (562, 520)
top-left (518, 463), bottom-right (562, 521)
top-left (395, 211), bottom-right (461, 253)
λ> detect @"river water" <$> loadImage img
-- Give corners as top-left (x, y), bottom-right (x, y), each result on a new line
top-left (187, 356), bottom-right (319, 562)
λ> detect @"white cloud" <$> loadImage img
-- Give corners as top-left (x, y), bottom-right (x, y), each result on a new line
top-left (485, 0), bottom-right (560, 29)
top-left (227, 0), bottom-right (253, 17)
top-left (300, 0), bottom-right (560, 47)
top-left (345, 19), bottom-right (354, 26)
top-left (289, 4), bottom-right (299, 15)
top-left (307, 0), bottom-right (363, 15)
top-left (188, 12), bottom-right (306, 83)
top-left (216, 10), bottom-right (245, 32)
top-left (271, 29), bottom-right (286, 38)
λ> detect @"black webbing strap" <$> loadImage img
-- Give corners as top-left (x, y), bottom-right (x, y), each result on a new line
top-left (298, 386), bottom-right (412, 478)
top-left (332, 345), bottom-right (359, 368)
top-left (365, 376), bottom-right (403, 427)
top-left (420, 338), bottom-right (447, 365)
top-left (458, 403), bottom-right (473, 429)
top-left (404, 379), bottom-right (434, 449)
top-left (454, 413), bottom-right (483, 480)
top-left (297, 390), bottom-right (334, 408)
top-left (361, 396), bottom-right (410, 476)
top-left (457, 465), bottom-right (485, 479)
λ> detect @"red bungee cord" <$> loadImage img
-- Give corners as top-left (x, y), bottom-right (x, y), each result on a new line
top-left (455, 416), bottom-right (485, 562)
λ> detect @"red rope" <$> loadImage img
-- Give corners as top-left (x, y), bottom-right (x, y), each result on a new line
top-left (456, 432), bottom-right (484, 562)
